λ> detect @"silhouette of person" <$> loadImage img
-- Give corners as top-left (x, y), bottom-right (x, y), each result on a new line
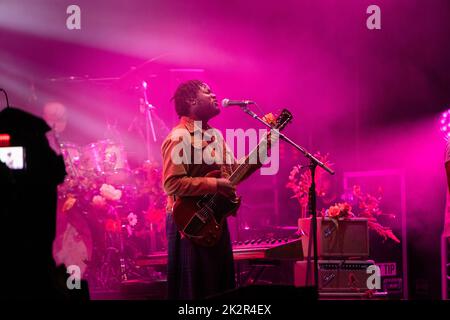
top-left (0, 106), bottom-right (85, 299)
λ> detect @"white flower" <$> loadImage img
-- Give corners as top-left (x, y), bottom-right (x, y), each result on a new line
top-left (100, 184), bottom-right (122, 201)
top-left (127, 212), bottom-right (138, 227)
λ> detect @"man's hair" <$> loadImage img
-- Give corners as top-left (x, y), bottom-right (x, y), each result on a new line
top-left (171, 80), bottom-right (204, 117)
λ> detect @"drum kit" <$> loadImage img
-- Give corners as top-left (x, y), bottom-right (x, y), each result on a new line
top-left (46, 58), bottom-right (172, 290)
top-left (53, 138), bottom-right (166, 290)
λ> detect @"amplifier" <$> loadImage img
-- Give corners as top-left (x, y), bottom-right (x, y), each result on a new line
top-left (298, 217), bottom-right (369, 258)
top-left (294, 260), bottom-right (375, 292)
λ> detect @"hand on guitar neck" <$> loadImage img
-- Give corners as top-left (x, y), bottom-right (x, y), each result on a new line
top-left (216, 178), bottom-right (236, 199)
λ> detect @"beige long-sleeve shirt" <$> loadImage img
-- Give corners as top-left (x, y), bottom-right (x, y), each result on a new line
top-left (161, 116), bottom-right (267, 213)
top-left (161, 116), bottom-right (236, 212)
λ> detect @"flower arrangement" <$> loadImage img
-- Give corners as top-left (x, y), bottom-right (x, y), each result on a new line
top-left (326, 202), bottom-right (354, 218)
top-left (287, 152), bottom-right (400, 244)
top-left (324, 186), bottom-right (399, 243)
top-left (286, 152), bottom-right (332, 218)
top-left (346, 185), bottom-right (400, 243)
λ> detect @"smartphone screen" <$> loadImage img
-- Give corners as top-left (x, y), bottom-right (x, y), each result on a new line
top-left (0, 146), bottom-right (25, 170)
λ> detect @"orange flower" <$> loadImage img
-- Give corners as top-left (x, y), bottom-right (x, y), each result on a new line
top-left (328, 205), bottom-right (341, 217)
top-left (62, 196), bottom-right (76, 213)
top-left (262, 113), bottom-right (276, 126)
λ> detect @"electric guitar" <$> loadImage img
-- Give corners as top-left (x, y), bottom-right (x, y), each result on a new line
top-left (172, 109), bottom-right (293, 246)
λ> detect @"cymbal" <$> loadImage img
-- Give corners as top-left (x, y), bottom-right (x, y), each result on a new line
top-left (46, 53), bottom-right (170, 88)
top-left (119, 53), bottom-right (169, 80)
top-left (47, 75), bottom-right (121, 83)
top-left (114, 53), bottom-right (170, 89)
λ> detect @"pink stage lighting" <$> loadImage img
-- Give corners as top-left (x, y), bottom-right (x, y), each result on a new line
top-left (440, 109), bottom-right (450, 139)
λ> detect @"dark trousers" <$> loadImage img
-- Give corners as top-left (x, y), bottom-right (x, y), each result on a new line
top-left (166, 212), bottom-right (235, 300)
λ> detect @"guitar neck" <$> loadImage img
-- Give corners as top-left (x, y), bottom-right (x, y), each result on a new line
top-left (204, 110), bottom-right (291, 217)
top-left (229, 132), bottom-right (271, 185)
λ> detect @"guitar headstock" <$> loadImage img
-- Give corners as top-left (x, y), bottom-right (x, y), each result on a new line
top-left (274, 109), bottom-right (293, 131)
top-left (262, 109), bottom-right (293, 131)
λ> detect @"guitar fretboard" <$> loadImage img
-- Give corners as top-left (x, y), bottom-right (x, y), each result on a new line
top-left (229, 132), bottom-right (271, 185)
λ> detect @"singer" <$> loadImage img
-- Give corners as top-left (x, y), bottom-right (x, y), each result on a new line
top-left (161, 80), bottom-right (260, 299)
top-left (161, 80), bottom-right (236, 299)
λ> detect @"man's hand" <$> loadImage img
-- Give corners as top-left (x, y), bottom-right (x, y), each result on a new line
top-left (216, 178), bottom-right (236, 199)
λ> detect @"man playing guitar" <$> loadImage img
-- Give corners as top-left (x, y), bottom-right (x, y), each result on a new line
top-left (161, 80), bottom-right (291, 299)
top-left (162, 80), bottom-right (240, 299)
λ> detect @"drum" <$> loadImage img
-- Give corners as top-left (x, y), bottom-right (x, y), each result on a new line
top-left (81, 140), bottom-right (130, 176)
top-left (60, 143), bottom-right (81, 177)
top-left (104, 169), bottom-right (134, 186)
top-left (53, 200), bottom-right (93, 279)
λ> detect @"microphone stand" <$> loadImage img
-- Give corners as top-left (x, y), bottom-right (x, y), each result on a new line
top-left (141, 82), bottom-right (157, 160)
top-left (237, 104), bottom-right (335, 292)
top-left (141, 82), bottom-right (158, 252)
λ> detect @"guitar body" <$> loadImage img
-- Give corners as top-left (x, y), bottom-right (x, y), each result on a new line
top-left (172, 170), bottom-right (241, 247)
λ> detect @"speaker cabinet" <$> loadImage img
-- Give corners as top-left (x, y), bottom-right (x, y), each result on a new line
top-left (298, 217), bottom-right (369, 259)
top-left (294, 260), bottom-right (375, 292)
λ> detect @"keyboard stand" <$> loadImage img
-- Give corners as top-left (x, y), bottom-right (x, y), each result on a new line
top-left (238, 260), bottom-right (280, 285)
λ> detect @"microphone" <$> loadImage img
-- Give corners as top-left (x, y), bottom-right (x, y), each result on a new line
top-left (221, 99), bottom-right (255, 107)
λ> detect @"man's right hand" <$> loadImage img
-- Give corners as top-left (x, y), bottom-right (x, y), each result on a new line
top-left (216, 178), bottom-right (236, 199)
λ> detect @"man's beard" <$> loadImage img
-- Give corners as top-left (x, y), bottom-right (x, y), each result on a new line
top-left (193, 103), bottom-right (220, 121)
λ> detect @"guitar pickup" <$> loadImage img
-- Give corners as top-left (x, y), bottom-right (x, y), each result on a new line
top-left (185, 214), bottom-right (207, 234)
top-left (194, 211), bottom-right (208, 224)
